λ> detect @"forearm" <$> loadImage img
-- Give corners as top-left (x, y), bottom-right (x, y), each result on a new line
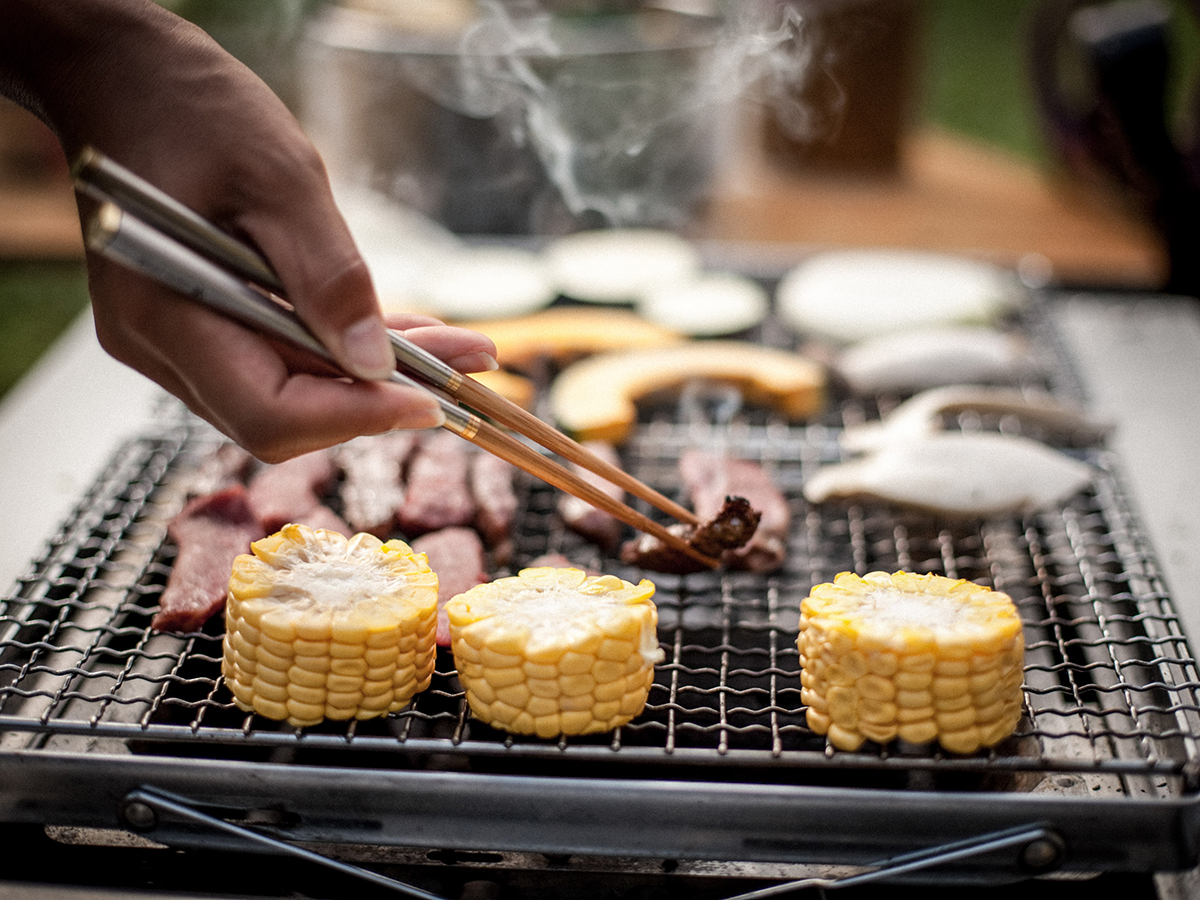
top-left (0, 0), bottom-right (497, 459)
top-left (0, 0), bottom-right (199, 151)
top-left (0, 0), bottom-right (314, 239)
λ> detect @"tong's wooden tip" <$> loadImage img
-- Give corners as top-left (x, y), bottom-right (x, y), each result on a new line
top-left (453, 374), bottom-right (699, 528)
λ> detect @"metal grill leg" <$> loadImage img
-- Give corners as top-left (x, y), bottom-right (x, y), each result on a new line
top-left (119, 786), bottom-right (451, 900)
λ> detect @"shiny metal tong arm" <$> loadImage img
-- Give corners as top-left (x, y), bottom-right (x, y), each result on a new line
top-left (77, 149), bottom-right (714, 567)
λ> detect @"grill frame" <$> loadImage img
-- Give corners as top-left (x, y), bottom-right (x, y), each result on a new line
top-left (4, 290), bottom-right (1200, 880)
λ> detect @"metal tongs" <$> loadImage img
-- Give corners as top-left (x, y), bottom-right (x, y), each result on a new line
top-left (72, 147), bottom-right (715, 568)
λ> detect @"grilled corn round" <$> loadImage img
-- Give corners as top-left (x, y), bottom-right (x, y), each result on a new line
top-left (222, 524), bottom-right (438, 727)
top-left (446, 567), bottom-right (664, 737)
top-left (798, 571), bottom-right (1025, 754)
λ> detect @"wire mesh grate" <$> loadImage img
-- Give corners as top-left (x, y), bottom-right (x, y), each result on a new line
top-left (2, 410), bottom-right (1200, 791)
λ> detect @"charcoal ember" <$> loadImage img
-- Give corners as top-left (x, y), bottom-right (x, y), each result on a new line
top-left (396, 431), bottom-right (478, 537)
top-left (558, 441), bottom-right (625, 552)
top-left (337, 432), bottom-right (417, 537)
top-left (679, 449), bottom-right (790, 572)
top-left (154, 485), bottom-right (264, 632)
top-left (246, 449), bottom-right (348, 535)
top-left (619, 495), bottom-right (760, 575)
top-left (412, 526), bottom-right (489, 647)
top-left (470, 451), bottom-right (518, 564)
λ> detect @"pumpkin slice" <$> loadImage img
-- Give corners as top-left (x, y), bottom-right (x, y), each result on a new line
top-left (549, 341), bottom-right (826, 444)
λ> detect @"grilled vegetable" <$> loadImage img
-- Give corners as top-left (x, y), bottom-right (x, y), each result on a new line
top-left (222, 524), bottom-right (438, 728)
top-left (798, 571), bottom-right (1024, 754)
top-left (446, 567), bottom-right (664, 738)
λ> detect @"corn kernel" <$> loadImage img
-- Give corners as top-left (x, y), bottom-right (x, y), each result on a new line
top-left (257, 634), bottom-right (294, 660)
top-left (857, 719), bottom-right (898, 745)
top-left (288, 666), bottom-right (326, 690)
top-left (496, 683), bottom-right (532, 708)
top-left (897, 720), bottom-right (939, 744)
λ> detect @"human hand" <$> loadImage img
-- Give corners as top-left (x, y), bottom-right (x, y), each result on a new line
top-left (1, 0), bottom-right (498, 461)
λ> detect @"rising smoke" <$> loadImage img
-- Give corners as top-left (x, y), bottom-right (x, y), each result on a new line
top-left (422, 0), bottom-right (811, 228)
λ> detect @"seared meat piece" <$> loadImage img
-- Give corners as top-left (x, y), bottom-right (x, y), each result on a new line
top-left (558, 440), bottom-right (625, 552)
top-left (620, 495), bottom-right (760, 575)
top-left (679, 449), bottom-right (790, 572)
top-left (337, 432), bottom-right (417, 537)
top-left (246, 449), bottom-right (348, 535)
top-left (396, 431), bottom-right (477, 537)
top-left (411, 526), bottom-right (489, 647)
top-left (470, 451), bottom-right (518, 564)
top-left (154, 485), bottom-right (264, 632)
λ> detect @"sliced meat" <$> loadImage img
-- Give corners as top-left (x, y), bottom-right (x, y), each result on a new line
top-left (557, 441), bottom-right (625, 552)
top-left (525, 552), bottom-right (600, 576)
top-left (154, 485), bottom-right (264, 633)
top-left (619, 495), bottom-right (760, 575)
top-left (190, 442), bottom-right (255, 496)
top-left (679, 449), bottom-right (790, 572)
top-left (411, 526), bottom-right (489, 647)
top-left (246, 449), bottom-right (348, 535)
top-left (525, 552), bottom-right (577, 569)
top-left (301, 504), bottom-right (356, 535)
top-left (470, 451), bottom-right (518, 564)
top-left (337, 432), bottom-right (417, 537)
top-left (396, 431), bottom-right (477, 537)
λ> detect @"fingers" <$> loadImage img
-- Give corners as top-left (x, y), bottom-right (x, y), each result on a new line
top-left (88, 259), bottom-right (446, 462)
top-left (396, 322), bottom-right (500, 373)
top-left (41, 3), bottom-right (505, 461)
top-left (230, 142), bottom-right (396, 382)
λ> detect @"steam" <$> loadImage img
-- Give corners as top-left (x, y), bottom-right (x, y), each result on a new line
top-left (414, 0), bottom-right (811, 228)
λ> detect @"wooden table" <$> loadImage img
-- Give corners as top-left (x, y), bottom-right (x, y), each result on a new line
top-left (693, 122), bottom-right (1167, 289)
top-left (0, 100), bottom-right (1168, 289)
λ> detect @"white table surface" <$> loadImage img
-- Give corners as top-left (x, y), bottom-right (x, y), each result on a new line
top-left (0, 308), bottom-right (163, 592)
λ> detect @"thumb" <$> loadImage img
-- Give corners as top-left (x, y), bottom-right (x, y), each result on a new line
top-left (299, 255), bottom-right (396, 382)
top-left (236, 155), bottom-right (395, 382)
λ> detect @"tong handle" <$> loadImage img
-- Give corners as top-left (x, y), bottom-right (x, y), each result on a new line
top-left (85, 202), bottom-right (717, 568)
top-left (73, 146), bottom-right (284, 293)
top-left (85, 202), bottom-right (475, 436)
top-left (75, 146), bottom-right (700, 529)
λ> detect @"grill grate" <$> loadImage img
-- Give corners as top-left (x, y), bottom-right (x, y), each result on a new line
top-left (3, 403), bottom-right (1200, 792)
top-left (4, 290), bottom-right (1200, 806)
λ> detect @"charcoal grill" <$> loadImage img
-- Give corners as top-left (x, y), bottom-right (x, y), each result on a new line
top-left (2, 285), bottom-right (1200, 898)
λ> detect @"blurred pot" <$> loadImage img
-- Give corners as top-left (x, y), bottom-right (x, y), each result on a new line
top-left (299, 4), bottom-right (732, 234)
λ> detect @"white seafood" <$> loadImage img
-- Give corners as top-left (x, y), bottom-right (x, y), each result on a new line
top-left (636, 271), bottom-right (769, 336)
top-left (835, 325), bottom-right (1038, 394)
top-left (841, 385), bottom-right (1113, 455)
top-left (777, 250), bottom-right (1025, 343)
top-left (415, 245), bottom-right (557, 320)
top-left (803, 432), bottom-right (1094, 517)
top-left (544, 228), bottom-right (702, 303)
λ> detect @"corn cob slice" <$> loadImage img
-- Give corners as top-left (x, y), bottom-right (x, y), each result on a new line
top-left (798, 571), bottom-right (1024, 754)
top-left (222, 524), bottom-right (438, 728)
top-left (446, 567), bottom-right (664, 738)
